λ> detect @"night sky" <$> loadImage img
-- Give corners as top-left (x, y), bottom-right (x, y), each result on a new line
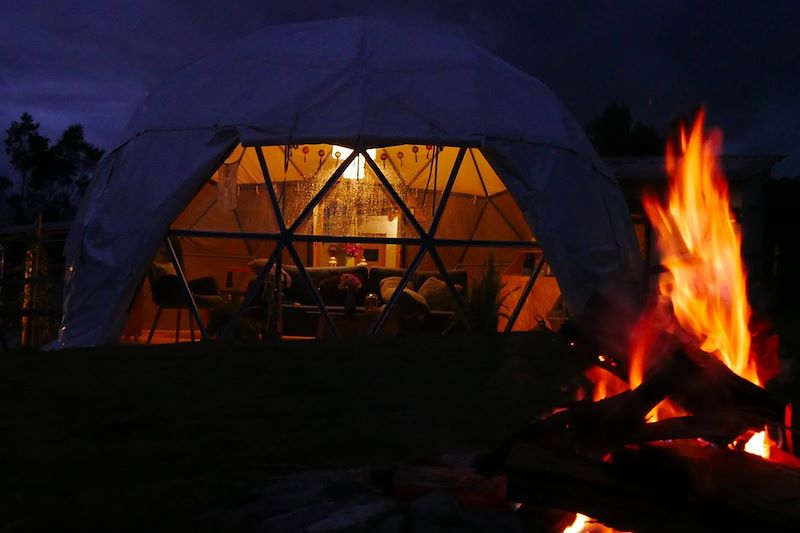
top-left (2, 0), bottom-right (798, 180)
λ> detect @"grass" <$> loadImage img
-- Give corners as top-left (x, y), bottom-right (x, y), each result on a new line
top-left (0, 331), bottom-right (584, 532)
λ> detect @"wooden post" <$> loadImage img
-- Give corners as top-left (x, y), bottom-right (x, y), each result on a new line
top-left (21, 215), bottom-right (43, 346)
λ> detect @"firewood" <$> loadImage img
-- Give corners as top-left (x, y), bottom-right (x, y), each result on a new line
top-left (616, 441), bottom-right (800, 530)
top-left (507, 439), bottom-right (800, 532)
top-left (564, 290), bottom-right (785, 429)
top-left (629, 413), bottom-right (751, 444)
top-left (506, 441), bottom-right (702, 532)
top-left (565, 313), bottom-right (784, 432)
top-left (485, 345), bottom-right (785, 475)
top-left (673, 342), bottom-right (785, 426)
top-left (484, 353), bottom-right (694, 465)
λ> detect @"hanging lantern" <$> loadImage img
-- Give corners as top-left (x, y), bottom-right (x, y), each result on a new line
top-left (397, 151), bottom-right (404, 166)
top-left (301, 146), bottom-right (309, 162)
top-left (318, 148), bottom-right (325, 165)
top-left (412, 145), bottom-right (419, 162)
top-left (380, 152), bottom-right (388, 169)
top-left (425, 145), bottom-right (432, 159)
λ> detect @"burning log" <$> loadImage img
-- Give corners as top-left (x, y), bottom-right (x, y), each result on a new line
top-left (629, 412), bottom-right (756, 444)
top-left (485, 338), bottom-right (782, 467)
top-left (480, 336), bottom-right (795, 530)
top-left (562, 290), bottom-right (785, 436)
top-left (476, 353), bottom-right (696, 478)
top-left (671, 341), bottom-right (785, 430)
top-left (519, 354), bottom-right (694, 453)
top-left (507, 439), bottom-right (800, 533)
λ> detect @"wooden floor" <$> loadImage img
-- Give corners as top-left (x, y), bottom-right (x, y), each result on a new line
top-left (121, 330), bottom-right (313, 344)
top-left (121, 330), bottom-right (199, 345)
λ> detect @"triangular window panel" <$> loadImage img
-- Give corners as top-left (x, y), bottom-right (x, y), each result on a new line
top-left (433, 148), bottom-right (533, 243)
top-left (387, 144), bottom-right (459, 234)
top-left (251, 144), bottom-right (334, 230)
top-left (291, 144), bottom-right (436, 240)
top-left (170, 146), bottom-right (281, 264)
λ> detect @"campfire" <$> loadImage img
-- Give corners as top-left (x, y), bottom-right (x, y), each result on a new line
top-left (489, 112), bottom-right (797, 532)
top-left (239, 112), bottom-right (797, 532)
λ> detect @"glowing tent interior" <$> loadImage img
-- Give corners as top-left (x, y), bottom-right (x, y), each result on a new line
top-left (55, 17), bottom-right (641, 347)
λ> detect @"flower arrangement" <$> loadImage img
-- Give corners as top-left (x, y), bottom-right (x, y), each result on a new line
top-left (343, 243), bottom-right (362, 257)
top-left (338, 273), bottom-right (363, 291)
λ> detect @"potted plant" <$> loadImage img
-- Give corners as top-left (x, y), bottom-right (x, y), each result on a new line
top-left (448, 255), bottom-right (518, 334)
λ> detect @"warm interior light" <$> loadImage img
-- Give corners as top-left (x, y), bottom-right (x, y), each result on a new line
top-left (332, 145), bottom-right (376, 179)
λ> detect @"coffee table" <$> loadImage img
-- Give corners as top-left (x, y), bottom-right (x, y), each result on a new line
top-left (305, 306), bottom-right (399, 338)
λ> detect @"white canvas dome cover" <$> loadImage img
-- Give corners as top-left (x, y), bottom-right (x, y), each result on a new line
top-left (58, 17), bottom-right (642, 347)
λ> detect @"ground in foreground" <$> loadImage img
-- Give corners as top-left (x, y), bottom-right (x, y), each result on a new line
top-left (1, 331), bottom-right (582, 532)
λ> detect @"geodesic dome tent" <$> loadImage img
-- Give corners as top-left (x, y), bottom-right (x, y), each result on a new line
top-left (56, 17), bottom-right (642, 347)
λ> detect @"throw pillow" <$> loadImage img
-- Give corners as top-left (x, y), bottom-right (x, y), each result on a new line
top-left (418, 276), bottom-right (456, 311)
top-left (379, 276), bottom-right (412, 302)
top-left (379, 276), bottom-right (428, 315)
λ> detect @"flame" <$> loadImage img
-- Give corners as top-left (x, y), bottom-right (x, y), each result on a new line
top-left (638, 111), bottom-right (774, 454)
top-left (562, 513), bottom-right (624, 533)
top-left (628, 318), bottom-right (687, 421)
top-left (585, 367), bottom-right (629, 401)
top-left (568, 111), bottom-right (782, 528)
top-left (583, 111), bottom-right (781, 459)
top-left (744, 430), bottom-right (770, 457)
top-left (564, 513), bottom-right (589, 533)
top-left (642, 110), bottom-right (757, 384)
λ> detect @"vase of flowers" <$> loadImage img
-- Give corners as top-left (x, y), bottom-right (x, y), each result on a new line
top-left (343, 243), bottom-right (362, 267)
top-left (338, 272), bottom-right (362, 315)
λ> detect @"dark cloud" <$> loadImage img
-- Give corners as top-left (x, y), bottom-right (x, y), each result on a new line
top-left (1, 0), bottom-right (798, 177)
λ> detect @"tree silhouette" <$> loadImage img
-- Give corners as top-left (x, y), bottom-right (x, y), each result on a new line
top-left (585, 104), bottom-right (663, 157)
top-left (3, 113), bottom-right (104, 223)
top-left (50, 124), bottom-right (104, 195)
top-left (4, 113), bottom-right (48, 198)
